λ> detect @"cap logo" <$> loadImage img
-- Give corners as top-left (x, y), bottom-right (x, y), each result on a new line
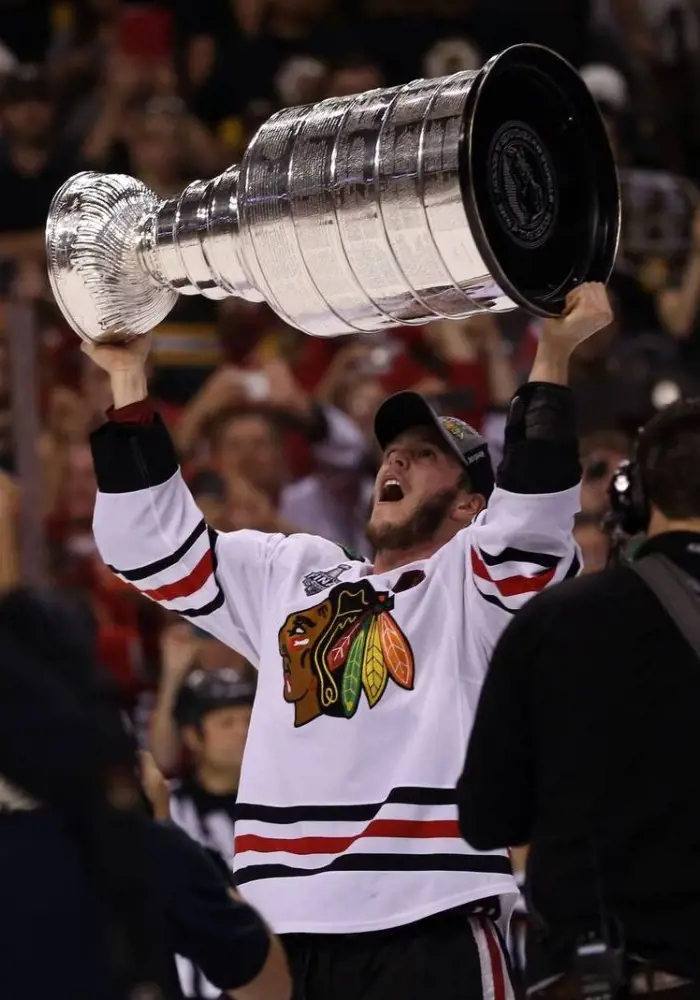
top-left (440, 417), bottom-right (469, 441)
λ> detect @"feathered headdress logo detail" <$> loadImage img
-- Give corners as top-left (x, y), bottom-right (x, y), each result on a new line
top-left (278, 581), bottom-right (415, 727)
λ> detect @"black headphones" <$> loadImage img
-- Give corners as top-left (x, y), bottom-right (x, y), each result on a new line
top-left (606, 397), bottom-right (700, 543)
top-left (606, 459), bottom-right (649, 538)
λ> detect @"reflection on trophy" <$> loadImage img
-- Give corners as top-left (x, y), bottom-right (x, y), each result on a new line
top-left (46, 43), bottom-right (620, 344)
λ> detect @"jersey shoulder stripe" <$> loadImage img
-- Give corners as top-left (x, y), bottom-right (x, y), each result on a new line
top-left (109, 520), bottom-right (224, 619)
top-left (471, 547), bottom-right (556, 598)
top-left (471, 547), bottom-right (581, 614)
top-left (478, 545), bottom-right (561, 570)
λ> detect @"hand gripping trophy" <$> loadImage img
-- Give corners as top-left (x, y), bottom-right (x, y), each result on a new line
top-left (46, 44), bottom-right (620, 343)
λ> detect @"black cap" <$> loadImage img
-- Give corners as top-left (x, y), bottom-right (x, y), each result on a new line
top-left (374, 391), bottom-right (495, 500)
top-left (174, 668), bottom-right (256, 728)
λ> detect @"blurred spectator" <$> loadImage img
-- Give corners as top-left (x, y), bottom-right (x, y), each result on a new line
top-left (150, 623), bottom-right (251, 776)
top-left (550, 320), bottom-right (625, 435)
top-left (0, 334), bottom-right (12, 472)
top-left (125, 99), bottom-right (203, 196)
top-left (189, 468), bottom-right (229, 530)
top-left (280, 401), bottom-right (378, 555)
top-left (579, 429), bottom-right (631, 516)
top-left (234, 0), bottom-right (343, 110)
top-left (0, 66), bottom-right (81, 298)
top-left (171, 670), bottom-right (254, 860)
top-left (324, 50), bottom-right (384, 97)
top-left (171, 0), bottom-right (237, 124)
top-left (170, 668), bottom-right (255, 999)
top-left (43, 439), bottom-right (153, 704)
top-left (343, 0), bottom-right (471, 83)
top-left (574, 513), bottom-right (611, 573)
top-left (84, 84), bottom-right (223, 183)
top-left (106, 98), bottom-right (226, 405)
top-left (422, 36), bottom-right (482, 78)
top-left (48, 0), bottom-right (120, 110)
top-left (346, 0), bottom-right (591, 84)
top-left (597, 0), bottom-right (700, 175)
top-left (376, 314), bottom-right (518, 441)
top-left (0, 468), bottom-right (18, 591)
top-left (151, 623), bottom-right (199, 774)
top-left (0, 0), bottom-right (51, 64)
top-left (580, 61), bottom-right (631, 164)
top-left (211, 407), bottom-right (287, 506)
top-left (655, 207), bottom-right (700, 350)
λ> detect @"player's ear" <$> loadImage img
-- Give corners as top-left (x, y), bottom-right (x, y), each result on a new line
top-left (451, 491), bottom-right (485, 525)
top-left (181, 724), bottom-right (203, 754)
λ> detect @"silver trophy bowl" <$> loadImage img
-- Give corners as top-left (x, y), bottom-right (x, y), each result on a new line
top-left (46, 43), bottom-right (620, 344)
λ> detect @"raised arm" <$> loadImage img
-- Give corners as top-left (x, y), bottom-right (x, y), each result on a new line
top-left (84, 337), bottom-right (281, 666)
top-left (467, 283), bottom-right (613, 624)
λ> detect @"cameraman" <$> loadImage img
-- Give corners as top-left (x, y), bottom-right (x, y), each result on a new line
top-left (457, 399), bottom-right (700, 999)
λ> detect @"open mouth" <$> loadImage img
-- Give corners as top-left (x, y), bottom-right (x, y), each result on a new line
top-left (379, 479), bottom-right (405, 503)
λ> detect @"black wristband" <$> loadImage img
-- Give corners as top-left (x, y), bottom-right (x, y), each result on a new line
top-left (505, 382), bottom-right (577, 444)
top-left (90, 414), bottom-right (179, 494)
top-left (498, 383), bottom-right (580, 494)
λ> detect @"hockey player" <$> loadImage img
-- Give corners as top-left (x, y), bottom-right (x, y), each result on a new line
top-left (86, 282), bottom-right (612, 1000)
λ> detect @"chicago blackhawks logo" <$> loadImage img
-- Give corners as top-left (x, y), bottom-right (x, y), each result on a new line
top-left (278, 581), bottom-right (415, 728)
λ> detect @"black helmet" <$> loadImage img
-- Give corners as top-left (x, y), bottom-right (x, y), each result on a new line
top-left (174, 668), bottom-right (256, 728)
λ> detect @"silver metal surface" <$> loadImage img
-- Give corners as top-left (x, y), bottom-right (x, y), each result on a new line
top-left (46, 44), bottom-right (619, 344)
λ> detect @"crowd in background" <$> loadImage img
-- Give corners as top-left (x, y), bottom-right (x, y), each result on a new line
top-left (1, 0), bottom-right (700, 772)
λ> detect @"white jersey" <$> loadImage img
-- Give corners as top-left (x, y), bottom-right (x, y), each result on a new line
top-left (93, 443), bottom-right (580, 935)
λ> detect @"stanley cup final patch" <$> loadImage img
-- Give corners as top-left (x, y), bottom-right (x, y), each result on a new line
top-left (302, 564), bottom-right (352, 597)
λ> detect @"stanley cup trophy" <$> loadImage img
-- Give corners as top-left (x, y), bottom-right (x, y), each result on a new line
top-left (46, 44), bottom-right (620, 344)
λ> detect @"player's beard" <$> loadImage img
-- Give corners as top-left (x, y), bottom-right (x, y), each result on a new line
top-left (365, 486), bottom-right (460, 553)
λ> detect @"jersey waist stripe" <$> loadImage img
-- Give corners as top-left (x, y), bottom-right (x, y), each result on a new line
top-left (235, 818), bottom-right (461, 856)
top-left (235, 851), bottom-right (513, 885)
top-left (234, 785), bottom-right (457, 824)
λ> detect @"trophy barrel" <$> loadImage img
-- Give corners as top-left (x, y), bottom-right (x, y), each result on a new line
top-left (237, 43), bottom-right (619, 335)
top-left (46, 44), bottom-right (619, 342)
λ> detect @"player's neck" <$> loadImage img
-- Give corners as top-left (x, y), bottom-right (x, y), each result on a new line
top-left (373, 541), bottom-right (442, 575)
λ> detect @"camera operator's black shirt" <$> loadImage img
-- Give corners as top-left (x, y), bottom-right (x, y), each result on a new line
top-left (457, 531), bottom-right (700, 985)
top-left (0, 808), bottom-right (270, 1000)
